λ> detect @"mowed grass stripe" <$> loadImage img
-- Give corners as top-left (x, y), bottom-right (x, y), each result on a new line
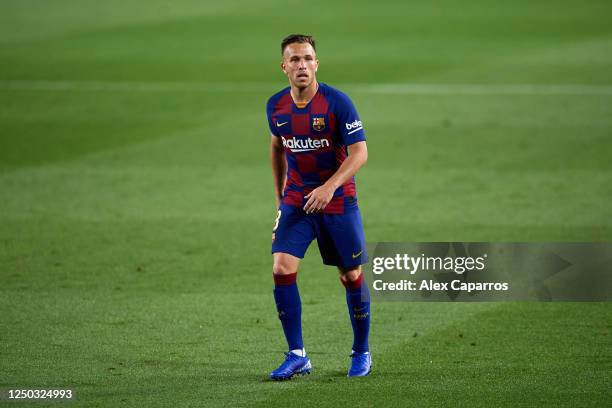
top-left (3, 79), bottom-right (612, 95)
top-left (1, 166), bottom-right (610, 228)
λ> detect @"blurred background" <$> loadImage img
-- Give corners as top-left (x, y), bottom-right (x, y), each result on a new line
top-left (1, 1), bottom-right (611, 406)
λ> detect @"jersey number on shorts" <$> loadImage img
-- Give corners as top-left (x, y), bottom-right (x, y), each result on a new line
top-left (272, 210), bottom-right (281, 232)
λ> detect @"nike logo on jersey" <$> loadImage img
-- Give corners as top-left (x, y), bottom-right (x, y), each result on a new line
top-left (352, 250), bottom-right (363, 259)
top-left (276, 121), bottom-right (288, 127)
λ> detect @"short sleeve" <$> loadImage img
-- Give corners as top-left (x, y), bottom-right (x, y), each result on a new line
top-left (335, 92), bottom-right (366, 145)
top-left (266, 98), bottom-right (280, 137)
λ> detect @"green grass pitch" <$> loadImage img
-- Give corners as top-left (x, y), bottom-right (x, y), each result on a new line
top-left (1, 0), bottom-right (611, 406)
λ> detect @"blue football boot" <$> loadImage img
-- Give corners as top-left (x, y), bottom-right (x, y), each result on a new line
top-left (270, 352), bottom-right (312, 381)
top-left (348, 351), bottom-right (371, 377)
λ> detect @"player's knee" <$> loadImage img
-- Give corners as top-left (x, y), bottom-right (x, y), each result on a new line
top-left (339, 267), bottom-right (362, 283)
top-left (272, 261), bottom-right (296, 276)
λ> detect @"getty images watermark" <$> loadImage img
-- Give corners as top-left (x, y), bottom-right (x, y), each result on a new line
top-left (364, 243), bottom-right (612, 301)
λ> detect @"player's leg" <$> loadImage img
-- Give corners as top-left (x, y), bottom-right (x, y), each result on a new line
top-left (339, 266), bottom-right (372, 377)
top-left (270, 204), bottom-right (315, 380)
top-left (272, 252), bottom-right (304, 356)
top-left (315, 206), bottom-right (371, 376)
top-left (339, 266), bottom-right (371, 356)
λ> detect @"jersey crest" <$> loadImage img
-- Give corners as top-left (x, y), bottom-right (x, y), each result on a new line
top-left (312, 116), bottom-right (325, 131)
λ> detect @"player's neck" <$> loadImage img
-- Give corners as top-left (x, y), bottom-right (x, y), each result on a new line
top-left (290, 81), bottom-right (319, 108)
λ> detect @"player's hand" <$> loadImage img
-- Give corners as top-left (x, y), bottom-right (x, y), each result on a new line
top-left (303, 183), bottom-right (335, 214)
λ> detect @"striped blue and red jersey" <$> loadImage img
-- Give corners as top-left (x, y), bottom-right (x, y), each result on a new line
top-left (266, 82), bottom-right (366, 215)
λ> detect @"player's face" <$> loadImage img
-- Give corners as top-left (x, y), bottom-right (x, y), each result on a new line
top-left (281, 43), bottom-right (319, 89)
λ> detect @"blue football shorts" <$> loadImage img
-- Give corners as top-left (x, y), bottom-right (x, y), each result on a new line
top-left (271, 201), bottom-right (368, 268)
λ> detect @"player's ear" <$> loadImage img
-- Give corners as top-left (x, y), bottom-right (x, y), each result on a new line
top-left (315, 59), bottom-right (319, 72)
top-left (280, 61), bottom-right (287, 74)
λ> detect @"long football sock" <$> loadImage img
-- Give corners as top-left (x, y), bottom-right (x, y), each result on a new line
top-left (343, 273), bottom-right (370, 353)
top-left (273, 273), bottom-right (304, 351)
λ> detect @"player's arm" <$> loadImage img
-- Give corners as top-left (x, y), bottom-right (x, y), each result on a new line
top-left (303, 141), bottom-right (367, 214)
top-left (270, 134), bottom-right (287, 209)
